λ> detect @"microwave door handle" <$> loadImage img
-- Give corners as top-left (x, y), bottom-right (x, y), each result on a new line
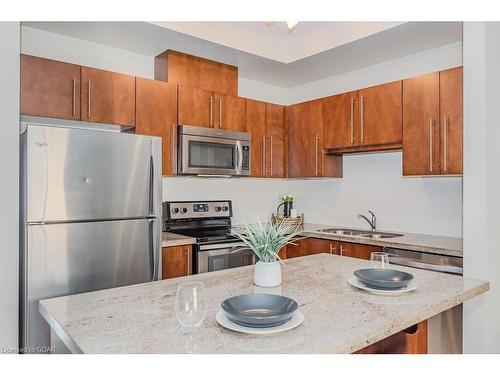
top-left (235, 141), bottom-right (243, 175)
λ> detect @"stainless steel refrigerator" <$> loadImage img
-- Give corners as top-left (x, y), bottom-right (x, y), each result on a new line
top-left (20, 116), bottom-right (162, 351)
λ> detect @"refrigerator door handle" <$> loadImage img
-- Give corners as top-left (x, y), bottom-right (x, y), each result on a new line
top-left (149, 154), bottom-right (154, 216)
top-left (149, 219), bottom-right (160, 281)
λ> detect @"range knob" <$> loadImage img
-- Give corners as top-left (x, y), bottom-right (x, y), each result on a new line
top-left (172, 207), bottom-right (179, 214)
top-left (222, 206), bottom-right (229, 212)
top-left (181, 207), bottom-right (188, 213)
top-left (215, 206), bottom-right (222, 212)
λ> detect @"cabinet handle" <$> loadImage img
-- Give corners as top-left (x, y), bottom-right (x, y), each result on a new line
top-left (340, 245), bottom-right (344, 256)
top-left (87, 81), bottom-right (91, 118)
top-left (72, 78), bottom-right (76, 117)
top-left (360, 95), bottom-right (365, 144)
top-left (218, 97), bottom-right (222, 128)
top-left (443, 116), bottom-right (448, 172)
top-left (315, 134), bottom-right (320, 176)
top-left (329, 244), bottom-right (333, 254)
top-left (262, 136), bottom-right (266, 176)
top-left (350, 98), bottom-right (355, 144)
top-left (185, 249), bottom-right (190, 275)
top-left (270, 136), bottom-right (273, 177)
top-left (171, 124), bottom-right (177, 174)
top-left (209, 96), bottom-right (214, 127)
top-left (429, 118), bottom-right (433, 172)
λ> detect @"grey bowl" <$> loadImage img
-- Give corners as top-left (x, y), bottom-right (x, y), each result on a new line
top-left (354, 268), bottom-right (414, 290)
top-left (221, 293), bottom-right (298, 328)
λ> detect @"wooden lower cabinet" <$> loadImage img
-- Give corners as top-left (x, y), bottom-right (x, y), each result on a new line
top-left (162, 245), bottom-right (193, 279)
top-left (340, 242), bottom-right (382, 260)
top-left (355, 320), bottom-right (428, 354)
top-left (287, 237), bottom-right (382, 260)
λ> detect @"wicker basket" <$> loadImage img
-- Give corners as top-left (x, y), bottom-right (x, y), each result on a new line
top-left (271, 213), bottom-right (304, 232)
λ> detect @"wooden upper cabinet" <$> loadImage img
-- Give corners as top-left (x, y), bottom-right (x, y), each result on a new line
top-left (287, 101), bottom-right (322, 177)
top-left (178, 86), bottom-right (213, 127)
top-left (162, 245), bottom-right (192, 280)
top-left (403, 72), bottom-right (441, 176)
top-left (21, 54), bottom-right (81, 120)
top-left (288, 100), bottom-right (342, 178)
top-left (359, 81), bottom-right (402, 146)
top-left (323, 91), bottom-right (359, 149)
top-left (135, 78), bottom-right (178, 176)
top-left (81, 67), bottom-right (135, 126)
top-left (155, 50), bottom-right (238, 96)
top-left (245, 99), bottom-right (267, 177)
top-left (265, 103), bottom-right (286, 178)
top-left (440, 67), bottom-right (463, 175)
top-left (216, 94), bottom-right (246, 132)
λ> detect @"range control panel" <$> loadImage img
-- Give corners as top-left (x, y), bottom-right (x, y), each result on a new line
top-left (164, 200), bottom-right (232, 220)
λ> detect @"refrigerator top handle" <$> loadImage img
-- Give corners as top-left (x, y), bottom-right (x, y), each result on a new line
top-left (22, 121), bottom-right (162, 223)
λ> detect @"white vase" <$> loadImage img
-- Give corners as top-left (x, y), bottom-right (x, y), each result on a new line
top-left (254, 261), bottom-right (282, 287)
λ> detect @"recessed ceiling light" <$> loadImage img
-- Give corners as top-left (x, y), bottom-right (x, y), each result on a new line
top-left (286, 21), bottom-right (299, 32)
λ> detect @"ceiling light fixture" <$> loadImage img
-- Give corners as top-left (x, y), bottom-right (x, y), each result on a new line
top-left (286, 21), bottom-right (299, 32)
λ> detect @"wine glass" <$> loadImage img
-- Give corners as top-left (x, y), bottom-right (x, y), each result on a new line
top-left (175, 281), bottom-right (207, 329)
top-left (370, 252), bottom-right (389, 269)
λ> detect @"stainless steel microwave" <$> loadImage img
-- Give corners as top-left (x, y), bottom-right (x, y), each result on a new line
top-left (178, 125), bottom-right (251, 176)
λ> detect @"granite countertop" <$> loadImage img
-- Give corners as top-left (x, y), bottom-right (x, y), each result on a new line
top-left (39, 254), bottom-right (487, 354)
top-left (300, 223), bottom-right (463, 257)
top-left (162, 232), bottom-right (197, 248)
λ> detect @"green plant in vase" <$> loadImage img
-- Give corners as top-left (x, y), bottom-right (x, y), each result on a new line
top-left (231, 218), bottom-right (301, 287)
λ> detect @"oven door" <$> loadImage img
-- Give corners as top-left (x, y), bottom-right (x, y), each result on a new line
top-left (196, 242), bottom-right (255, 274)
top-left (179, 134), bottom-right (249, 176)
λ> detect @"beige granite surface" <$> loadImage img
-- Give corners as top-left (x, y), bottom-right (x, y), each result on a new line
top-left (300, 223), bottom-right (463, 257)
top-left (162, 232), bottom-right (197, 248)
top-left (39, 254), bottom-right (487, 354)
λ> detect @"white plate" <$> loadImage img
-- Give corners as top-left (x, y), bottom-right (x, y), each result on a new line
top-left (348, 276), bottom-right (417, 295)
top-left (216, 310), bottom-right (304, 335)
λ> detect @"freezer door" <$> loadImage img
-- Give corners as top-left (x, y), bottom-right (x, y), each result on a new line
top-left (23, 124), bottom-right (162, 222)
top-left (21, 219), bottom-right (161, 350)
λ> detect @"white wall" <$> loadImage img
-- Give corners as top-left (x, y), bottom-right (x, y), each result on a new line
top-left (0, 22), bottom-right (20, 351)
top-left (288, 152), bottom-right (462, 236)
top-left (21, 26), bottom-right (463, 237)
top-left (286, 41), bottom-right (463, 104)
top-left (463, 22), bottom-right (500, 354)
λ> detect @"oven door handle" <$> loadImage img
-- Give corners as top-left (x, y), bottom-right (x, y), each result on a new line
top-left (235, 140), bottom-right (243, 175)
top-left (387, 255), bottom-right (463, 274)
top-left (198, 242), bottom-right (245, 251)
top-left (229, 245), bottom-right (251, 254)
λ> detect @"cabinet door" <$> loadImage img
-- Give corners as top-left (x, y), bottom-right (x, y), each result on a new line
top-left (359, 81), bottom-right (402, 146)
top-left (162, 245), bottom-right (192, 279)
top-left (287, 100), bottom-right (323, 177)
top-left (245, 99), bottom-right (267, 177)
top-left (266, 103), bottom-right (286, 178)
top-left (440, 67), bottom-right (463, 175)
top-left (403, 72), bottom-right (440, 176)
top-left (81, 67), bottom-right (135, 126)
top-left (323, 91), bottom-right (358, 149)
top-left (136, 78), bottom-right (178, 176)
top-left (285, 238), bottom-right (303, 259)
top-left (301, 238), bottom-right (336, 256)
top-left (340, 242), bottom-right (382, 260)
top-left (178, 86), bottom-right (213, 127)
top-left (21, 54), bottom-right (81, 120)
top-left (216, 94), bottom-right (246, 132)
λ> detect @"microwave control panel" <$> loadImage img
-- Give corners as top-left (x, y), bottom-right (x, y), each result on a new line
top-left (242, 145), bottom-right (250, 171)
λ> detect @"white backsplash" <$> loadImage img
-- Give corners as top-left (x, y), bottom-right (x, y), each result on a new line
top-left (163, 152), bottom-right (463, 237)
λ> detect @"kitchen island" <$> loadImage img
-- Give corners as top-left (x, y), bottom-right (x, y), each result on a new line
top-left (39, 254), bottom-right (488, 354)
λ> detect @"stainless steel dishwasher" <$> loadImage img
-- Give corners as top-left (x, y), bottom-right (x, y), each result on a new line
top-left (384, 247), bottom-right (464, 354)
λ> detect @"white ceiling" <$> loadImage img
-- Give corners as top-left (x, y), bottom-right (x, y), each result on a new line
top-left (22, 21), bottom-right (463, 88)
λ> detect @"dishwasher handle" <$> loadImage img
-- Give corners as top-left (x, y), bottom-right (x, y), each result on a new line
top-left (387, 255), bottom-right (463, 275)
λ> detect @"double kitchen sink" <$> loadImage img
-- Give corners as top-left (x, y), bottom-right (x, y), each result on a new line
top-left (318, 228), bottom-right (404, 239)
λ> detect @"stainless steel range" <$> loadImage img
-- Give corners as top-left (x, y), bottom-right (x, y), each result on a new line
top-left (163, 200), bottom-right (255, 274)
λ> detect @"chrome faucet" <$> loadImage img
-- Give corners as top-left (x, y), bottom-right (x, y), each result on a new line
top-left (358, 210), bottom-right (377, 231)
